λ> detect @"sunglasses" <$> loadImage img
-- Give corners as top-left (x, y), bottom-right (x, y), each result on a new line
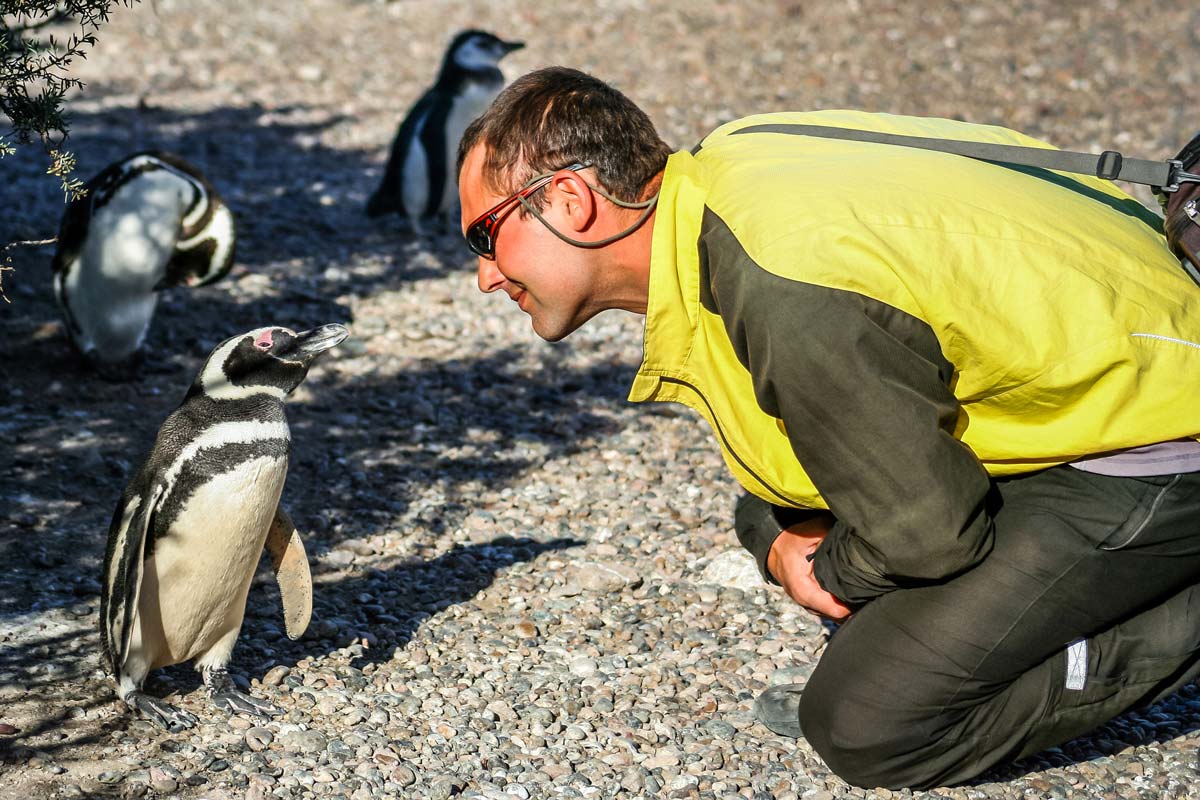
top-left (464, 163), bottom-right (589, 260)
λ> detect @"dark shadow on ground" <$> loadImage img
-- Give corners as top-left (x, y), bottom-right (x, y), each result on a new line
top-left (0, 623), bottom-right (121, 767)
top-left (0, 346), bottom-right (633, 620)
top-left (1, 98), bottom-right (466, 291)
top-left (969, 683), bottom-right (1200, 785)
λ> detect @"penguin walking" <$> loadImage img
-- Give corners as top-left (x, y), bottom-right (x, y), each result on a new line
top-left (366, 30), bottom-right (524, 233)
top-left (99, 323), bottom-right (347, 730)
top-left (52, 151), bottom-right (237, 380)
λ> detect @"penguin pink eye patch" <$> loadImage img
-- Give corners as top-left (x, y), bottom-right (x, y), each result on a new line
top-left (255, 330), bottom-right (274, 350)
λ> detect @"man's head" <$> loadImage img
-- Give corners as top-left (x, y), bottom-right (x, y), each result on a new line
top-left (457, 67), bottom-right (673, 341)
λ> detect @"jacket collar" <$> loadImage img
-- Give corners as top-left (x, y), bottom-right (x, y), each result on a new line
top-left (629, 150), bottom-right (709, 401)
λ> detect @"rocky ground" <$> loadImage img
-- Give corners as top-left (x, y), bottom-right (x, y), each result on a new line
top-left (4, 1), bottom-right (1200, 798)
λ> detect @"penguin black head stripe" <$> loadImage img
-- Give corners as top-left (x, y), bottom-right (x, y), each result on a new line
top-left (365, 30), bottom-right (524, 232)
top-left (52, 151), bottom-right (237, 379)
top-left (193, 324), bottom-right (349, 401)
top-left (99, 323), bottom-right (346, 731)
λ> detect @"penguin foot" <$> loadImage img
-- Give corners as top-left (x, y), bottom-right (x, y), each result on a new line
top-left (126, 691), bottom-right (198, 732)
top-left (204, 668), bottom-right (281, 721)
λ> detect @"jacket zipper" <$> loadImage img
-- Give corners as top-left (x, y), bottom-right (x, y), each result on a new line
top-left (658, 375), bottom-right (798, 506)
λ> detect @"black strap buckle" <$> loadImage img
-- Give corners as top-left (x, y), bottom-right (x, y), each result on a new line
top-left (1096, 150), bottom-right (1123, 180)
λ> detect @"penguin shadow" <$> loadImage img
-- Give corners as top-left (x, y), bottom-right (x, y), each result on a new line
top-left (233, 535), bottom-right (585, 674)
top-left (0, 625), bottom-right (126, 762)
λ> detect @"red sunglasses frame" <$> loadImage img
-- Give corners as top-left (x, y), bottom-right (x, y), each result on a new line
top-left (464, 163), bottom-right (588, 260)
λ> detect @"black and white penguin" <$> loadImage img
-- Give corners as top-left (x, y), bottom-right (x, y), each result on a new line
top-left (366, 29), bottom-right (524, 233)
top-left (52, 151), bottom-right (237, 380)
top-left (99, 323), bottom-right (347, 730)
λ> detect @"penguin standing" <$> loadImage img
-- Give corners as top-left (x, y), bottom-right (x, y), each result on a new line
top-left (99, 323), bottom-right (347, 730)
top-left (52, 151), bottom-right (237, 380)
top-left (366, 30), bottom-right (524, 233)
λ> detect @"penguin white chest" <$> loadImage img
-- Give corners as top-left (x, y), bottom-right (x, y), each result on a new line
top-left (139, 455), bottom-right (288, 668)
top-left (63, 171), bottom-right (194, 359)
top-left (440, 82), bottom-right (502, 213)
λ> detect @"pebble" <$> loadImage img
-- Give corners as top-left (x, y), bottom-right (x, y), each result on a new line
top-left (245, 727), bottom-right (274, 751)
top-left (390, 764), bottom-right (417, 787)
top-left (148, 766), bottom-right (179, 794)
top-left (281, 729), bottom-right (328, 753)
top-left (262, 665), bottom-right (290, 686)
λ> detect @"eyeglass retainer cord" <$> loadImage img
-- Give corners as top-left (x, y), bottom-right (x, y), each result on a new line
top-left (516, 170), bottom-right (660, 250)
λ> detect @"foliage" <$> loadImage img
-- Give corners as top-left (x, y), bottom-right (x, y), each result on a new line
top-left (1, 1), bottom-right (137, 300)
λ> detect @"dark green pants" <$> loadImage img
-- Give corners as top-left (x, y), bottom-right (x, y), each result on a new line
top-left (747, 466), bottom-right (1200, 789)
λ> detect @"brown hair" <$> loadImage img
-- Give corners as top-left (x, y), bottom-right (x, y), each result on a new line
top-left (457, 67), bottom-right (673, 208)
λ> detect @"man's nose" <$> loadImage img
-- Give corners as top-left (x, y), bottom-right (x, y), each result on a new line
top-left (477, 257), bottom-right (505, 294)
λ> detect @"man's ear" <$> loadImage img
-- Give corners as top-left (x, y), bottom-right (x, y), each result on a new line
top-left (551, 170), bottom-right (597, 233)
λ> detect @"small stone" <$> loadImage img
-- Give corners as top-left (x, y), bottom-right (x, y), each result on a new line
top-left (390, 764), bottom-right (417, 787)
top-left (768, 663), bottom-right (816, 687)
top-left (245, 727), bottom-right (274, 751)
top-left (571, 561), bottom-right (644, 593)
top-left (0, 724), bottom-right (19, 735)
top-left (281, 729), bottom-right (327, 753)
top-left (97, 771), bottom-right (124, 784)
top-left (568, 657), bottom-right (598, 678)
top-left (702, 719), bottom-right (737, 739)
top-left (373, 749), bottom-right (400, 766)
top-left (262, 666), bottom-right (290, 687)
top-left (540, 764), bottom-right (572, 780)
top-left (429, 775), bottom-right (463, 799)
top-left (698, 550), bottom-right (762, 590)
top-left (643, 753), bottom-right (681, 769)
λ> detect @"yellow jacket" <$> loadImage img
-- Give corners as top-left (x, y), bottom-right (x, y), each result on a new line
top-left (630, 110), bottom-right (1200, 601)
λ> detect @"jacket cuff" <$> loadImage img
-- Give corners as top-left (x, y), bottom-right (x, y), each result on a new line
top-left (811, 519), bottom-right (893, 605)
top-left (733, 493), bottom-right (826, 586)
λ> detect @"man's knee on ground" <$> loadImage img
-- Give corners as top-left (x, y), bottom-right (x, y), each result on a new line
top-left (798, 663), bottom-right (948, 790)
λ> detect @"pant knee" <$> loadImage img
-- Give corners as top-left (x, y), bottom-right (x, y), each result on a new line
top-left (798, 660), bottom-right (945, 790)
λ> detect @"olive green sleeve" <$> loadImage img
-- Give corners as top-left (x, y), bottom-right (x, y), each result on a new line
top-left (701, 210), bottom-right (995, 604)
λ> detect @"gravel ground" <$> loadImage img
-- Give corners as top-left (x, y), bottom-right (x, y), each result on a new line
top-left (4, 1), bottom-right (1200, 798)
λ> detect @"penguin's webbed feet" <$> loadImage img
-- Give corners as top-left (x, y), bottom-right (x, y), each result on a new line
top-left (204, 668), bottom-right (282, 721)
top-left (126, 691), bottom-right (199, 732)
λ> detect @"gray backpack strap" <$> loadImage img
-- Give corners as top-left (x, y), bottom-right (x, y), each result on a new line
top-left (730, 123), bottom-right (1186, 190)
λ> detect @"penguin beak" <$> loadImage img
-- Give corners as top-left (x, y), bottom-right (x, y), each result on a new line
top-left (294, 324), bottom-right (349, 356)
top-left (502, 40), bottom-right (525, 55)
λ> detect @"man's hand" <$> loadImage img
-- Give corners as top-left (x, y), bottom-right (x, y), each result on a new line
top-left (767, 514), bottom-right (854, 622)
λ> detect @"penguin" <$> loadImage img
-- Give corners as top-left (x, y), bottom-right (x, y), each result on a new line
top-left (366, 30), bottom-right (524, 233)
top-left (51, 151), bottom-right (237, 380)
top-left (99, 323), bottom-right (348, 731)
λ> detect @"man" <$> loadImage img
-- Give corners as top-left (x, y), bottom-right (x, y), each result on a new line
top-left (457, 66), bottom-right (1200, 789)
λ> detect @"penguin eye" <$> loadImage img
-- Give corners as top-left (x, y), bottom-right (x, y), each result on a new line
top-left (254, 330), bottom-right (275, 351)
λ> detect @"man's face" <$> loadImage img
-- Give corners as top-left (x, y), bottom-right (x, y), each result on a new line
top-left (459, 145), bottom-right (597, 342)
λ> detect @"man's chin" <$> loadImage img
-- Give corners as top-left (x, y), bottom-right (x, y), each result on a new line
top-left (529, 313), bottom-right (577, 343)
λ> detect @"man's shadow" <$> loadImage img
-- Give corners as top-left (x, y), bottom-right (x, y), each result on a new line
top-left (972, 682), bottom-right (1200, 784)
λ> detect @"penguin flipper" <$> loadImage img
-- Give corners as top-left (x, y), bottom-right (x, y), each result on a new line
top-left (101, 482), bottom-right (165, 677)
top-left (417, 89), bottom-right (456, 218)
top-left (264, 506), bottom-right (312, 640)
top-left (367, 91), bottom-right (437, 218)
